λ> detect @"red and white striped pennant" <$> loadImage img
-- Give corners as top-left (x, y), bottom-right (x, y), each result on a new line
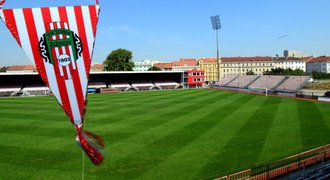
top-left (0, 0), bottom-right (104, 165)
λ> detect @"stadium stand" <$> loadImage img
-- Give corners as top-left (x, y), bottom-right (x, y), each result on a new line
top-left (0, 71), bottom-right (184, 97)
top-left (216, 75), bottom-right (237, 86)
top-left (88, 82), bottom-right (107, 88)
top-left (226, 75), bottom-right (259, 88)
top-left (110, 82), bottom-right (132, 91)
top-left (218, 144), bottom-right (330, 180)
top-left (249, 75), bottom-right (286, 90)
top-left (22, 84), bottom-right (49, 96)
top-left (153, 80), bottom-right (180, 90)
top-left (275, 76), bottom-right (310, 92)
top-left (131, 81), bottom-right (154, 91)
top-left (217, 75), bottom-right (310, 94)
top-left (0, 84), bottom-right (21, 97)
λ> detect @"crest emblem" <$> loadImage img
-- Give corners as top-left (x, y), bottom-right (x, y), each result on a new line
top-left (39, 22), bottom-right (82, 80)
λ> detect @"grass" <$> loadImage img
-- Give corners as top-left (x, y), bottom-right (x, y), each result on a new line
top-left (304, 82), bottom-right (330, 90)
top-left (0, 89), bottom-right (329, 179)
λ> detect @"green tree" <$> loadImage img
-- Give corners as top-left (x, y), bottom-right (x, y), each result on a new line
top-left (148, 66), bottom-right (162, 71)
top-left (311, 71), bottom-right (330, 79)
top-left (0, 66), bottom-right (7, 73)
top-left (103, 48), bottom-right (134, 71)
top-left (246, 70), bottom-right (255, 75)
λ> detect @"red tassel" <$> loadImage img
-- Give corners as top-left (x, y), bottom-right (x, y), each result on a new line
top-left (76, 128), bottom-right (105, 165)
top-left (0, 0), bottom-right (5, 8)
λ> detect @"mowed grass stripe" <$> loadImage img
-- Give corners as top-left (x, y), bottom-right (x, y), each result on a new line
top-left (88, 92), bottom-right (243, 177)
top-left (105, 90), bottom-right (234, 144)
top-left (87, 89), bottom-right (212, 126)
top-left (140, 94), bottom-right (264, 180)
top-left (0, 163), bottom-right (81, 180)
top-left (100, 93), bottom-right (254, 179)
top-left (0, 144), bottom-right (81, 173)
top-left (1, 90), bottom-right (330, 179)
top-left (297, 100), bottom-right (330, 149)
top-left (97, 91), bottom-right (239, 164)
top-left (87, 89), bottom-right (196, 110)
top-left (257, 98), bottom-right (303, 165)
top-left (87, 90), bottom-right (193, 113)
top-left (0, 132), bottom-right (74, 151)
top-left (315, 102), bottom-right (330, 130)
top-left (0, 117), bottom-right (70, 129)
top-left (199, 96), bottom-right (282, 178)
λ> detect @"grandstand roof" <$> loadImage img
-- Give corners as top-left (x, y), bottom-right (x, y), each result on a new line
top-left (307, 56), bottom-right (330, 63)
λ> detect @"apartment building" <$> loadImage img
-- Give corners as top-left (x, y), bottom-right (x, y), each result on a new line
top-left (220, 57), bottom-right (274, 78)
top-left (306, 56), bottom-right (330, 73)
top-left (198, 58), bottom-right (219, 82)
top-left (273, 57), bottom-right (306, 71)
top-left (172, 58), bottom-right (199, 71)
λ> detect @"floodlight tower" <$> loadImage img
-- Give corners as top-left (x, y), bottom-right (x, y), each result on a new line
top-left (210, 15), bottom-right (221, 82)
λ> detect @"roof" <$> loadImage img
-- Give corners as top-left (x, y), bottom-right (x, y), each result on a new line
top-left (172, 59), bottom-right (197, 66)
top-left (90, 63), bottom-right (104, 71)
top-left (198, 58), bottom-right (218, 62)
top-left (303, 56), bottom-right (314, 62)
top-left (221, 56), bottom-right (273, 62)
top-left (273, 57), bottom-right (305, 62)
top-left (154, 63), bottom-right (173, 69)
top-left (7, 65), bottom-right (36, 71)
top-left (307, 56), bottom-right (330, 63)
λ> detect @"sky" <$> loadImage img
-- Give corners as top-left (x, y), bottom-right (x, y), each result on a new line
top-left (0, 0), bottom-right (330, 66)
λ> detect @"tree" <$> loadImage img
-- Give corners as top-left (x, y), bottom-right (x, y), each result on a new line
top-left (311, 71), bottom-right (330, 79)
top-left (148, 66), bottom-right (162, 71)
top-left (0, 66), bottom-right (7, 73)
top-left (103, 48), bottom-right (134, 71)
top-left (246, 70), bottom-right (255, 75)
top-left (263, 68), bottom-right (306, 76)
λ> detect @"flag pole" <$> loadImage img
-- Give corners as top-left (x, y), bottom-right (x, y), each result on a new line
top-left (82, 150), bottom-right (85, 180)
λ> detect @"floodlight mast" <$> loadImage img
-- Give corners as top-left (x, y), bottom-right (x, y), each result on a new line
top-left (210, 15), bottom-right (221, 82)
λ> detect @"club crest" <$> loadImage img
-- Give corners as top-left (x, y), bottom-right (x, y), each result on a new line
top-left (39, 22), bottom-right (83, 79)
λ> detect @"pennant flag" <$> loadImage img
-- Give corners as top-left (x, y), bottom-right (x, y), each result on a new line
top-left (0, 0), bottom-right (105, 165)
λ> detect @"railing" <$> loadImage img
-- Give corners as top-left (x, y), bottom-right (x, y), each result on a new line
top-left (217, 144), bottom-right (330, 180)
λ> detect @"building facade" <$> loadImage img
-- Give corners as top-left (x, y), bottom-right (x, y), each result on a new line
top-left (220, 57), bottom-right (274, 78)
top-left (154, 62), bottom-right (173, 71)
top-left (186, 69), bottom-right (205, 88)
top-left (133, 59), bottom-right (160, 71)
top-left (306, 56), bottom-right (330, 73)
top-left (172, 58), bottom-right (199, 71)
top-left (198, 58), bottom-right (219, 82)
top-left (273, 57), bottom-right (306, 71)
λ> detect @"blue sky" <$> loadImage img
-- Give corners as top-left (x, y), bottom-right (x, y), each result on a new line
top-left (0, 0), bottom-right (330, 66)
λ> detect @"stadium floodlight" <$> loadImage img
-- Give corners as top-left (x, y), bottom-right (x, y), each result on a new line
top-left (210, 15), bottom-right (221, 82)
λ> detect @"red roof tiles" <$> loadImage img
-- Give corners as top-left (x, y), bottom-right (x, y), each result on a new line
top-left (7, 65), bottom-right (36, 71)
top-left (154, 63), bottom-right (173, 69)
top-left (307, 56), bottom-right (330, 63)
top-left (172, 58), bottom-right (197, 66)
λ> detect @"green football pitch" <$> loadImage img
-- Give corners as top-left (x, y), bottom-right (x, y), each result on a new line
top-left (0, 89), bottom-right (329, 179)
